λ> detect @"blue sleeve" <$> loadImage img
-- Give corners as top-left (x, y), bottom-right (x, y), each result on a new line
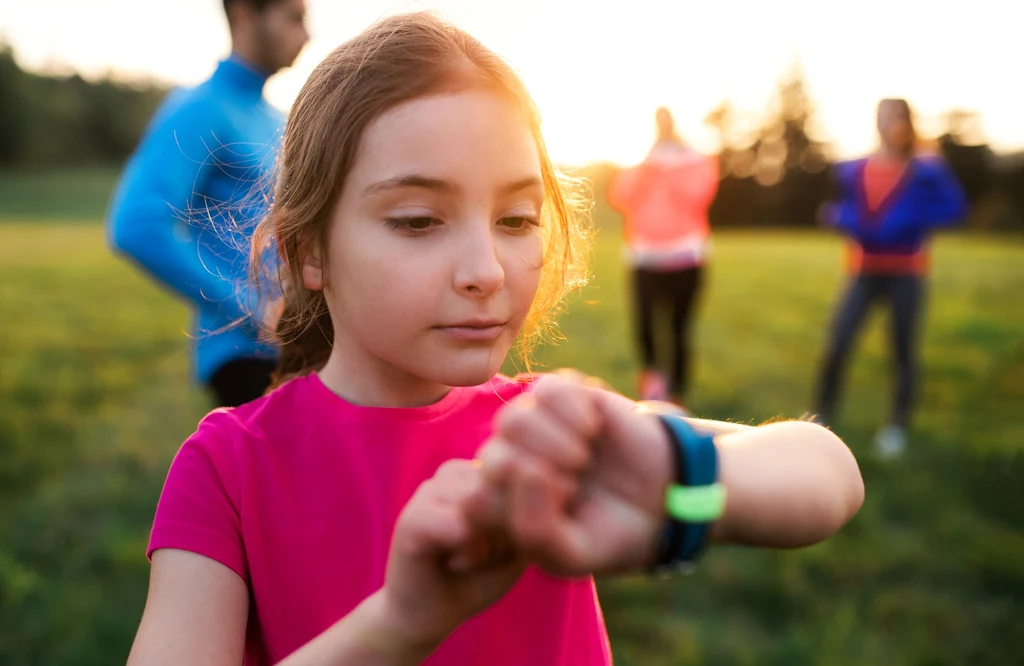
top-left (917, 158), bottom-right (969, 230)
top-left (825, 163), bottom-right (862, 236)
top-left (106, 90), bottom-right (246, 320)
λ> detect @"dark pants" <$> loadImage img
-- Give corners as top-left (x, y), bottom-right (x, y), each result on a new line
top-left (208, 358), bottom-right (276, 408)
top-left (632, 265), bottom-right (704, 398)
top-left (815, 274), bottom-right (925, 429)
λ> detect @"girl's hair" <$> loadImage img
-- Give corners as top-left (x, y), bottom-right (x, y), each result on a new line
top-left (250, 12), bottom-right (592, 388)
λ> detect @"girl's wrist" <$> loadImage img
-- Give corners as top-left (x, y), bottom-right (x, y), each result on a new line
top-left (357, 590), bottom-right (448, 662)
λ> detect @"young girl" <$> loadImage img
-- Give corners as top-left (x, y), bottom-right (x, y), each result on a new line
top-left (129, 13), bottom-right (864, 666)
top-left (814, 98), bottom-right (968, 457)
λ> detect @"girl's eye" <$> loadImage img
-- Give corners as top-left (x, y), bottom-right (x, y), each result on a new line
top-left (499, 216), bottom-right (539, 231)
top-left (385, 217), bottom-right (440, 232)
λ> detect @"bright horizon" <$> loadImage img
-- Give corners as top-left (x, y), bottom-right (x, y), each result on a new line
top-left (1, 0), bottom-right (1021, 166)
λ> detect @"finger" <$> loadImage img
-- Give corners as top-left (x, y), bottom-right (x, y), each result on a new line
top-left (431, 459), bottom-right (484, 504)
top-left (463, 477), bottom-right (509, 531)
top-left (396, 489), bottom-right (471, 559)
top-left (534, 374), bottom-right (603, 442)
top-left (470, 446), bottom-right (581, 528)
top-left (447, 528), bottom-right (516, 572)
top-left (495, 395), bottom-right (591, 472)
top-left (552, 367), bottom-right (615, 393)
top-left (433, 458), bottom-right (481, 484)
top-left (477, 437), bottom-right (518, 487)
top-left (581, 375), bottom-right (614, 392)
top-left (429, 460), bottom-right (515, 571)
top-left (507, 458), bottom-right (587, 572)
top-left (551, 367), bottom-right (589, 385)
top-left (397, 472), bottom-right (524, 579)
top-left (593, 387), bottom-right (651, 441)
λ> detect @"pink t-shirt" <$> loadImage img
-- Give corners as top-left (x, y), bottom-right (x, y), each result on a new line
top-left (147, 373), bottom-right (612, 665)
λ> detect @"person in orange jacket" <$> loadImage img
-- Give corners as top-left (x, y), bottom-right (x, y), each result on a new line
top-left (608, 107), bottom-right (719, 406)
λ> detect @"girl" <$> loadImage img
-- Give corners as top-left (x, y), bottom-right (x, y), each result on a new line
top-left (607, 107), bottom-right (719, 406)
top-left (814, 98), bottom-right (968, 457)
top-left (129, 13), bottom-right (864, 666)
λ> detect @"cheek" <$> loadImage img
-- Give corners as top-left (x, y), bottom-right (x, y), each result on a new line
top-left (506, 235), bottom-right (544, 302)
top-left (326, 237), bottom-right (443, 326)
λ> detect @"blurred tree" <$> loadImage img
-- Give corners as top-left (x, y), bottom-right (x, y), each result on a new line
top-left (938, 109), bottom-right (996, 204)
top-left (0, 44), bottom-right (167, 169)
top-left (936, 109), bottom-right (1024, 230)
top-left (705, 61), bottom-right (832, 227)
top-left (0, 45), bottom-right (30, 164)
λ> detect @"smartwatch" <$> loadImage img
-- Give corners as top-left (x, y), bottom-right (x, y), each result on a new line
top-left (651, 414), bottom-right (726, 575)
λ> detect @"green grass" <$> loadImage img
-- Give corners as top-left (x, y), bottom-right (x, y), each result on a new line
top-left (1, 212), bottom-right (1022, 665)
top-left (0, 168), bottom-right (121, 222)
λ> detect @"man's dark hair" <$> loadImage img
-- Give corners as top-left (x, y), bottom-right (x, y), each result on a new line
top-left (223, 0), bottom-right (279, 13)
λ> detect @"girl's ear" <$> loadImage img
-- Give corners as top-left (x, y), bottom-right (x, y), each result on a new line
top-left (302, 243), bottom-right (324, 291)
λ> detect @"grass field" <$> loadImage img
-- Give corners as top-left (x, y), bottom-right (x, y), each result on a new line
top-left (1, 197), bottom-right (1022, 664)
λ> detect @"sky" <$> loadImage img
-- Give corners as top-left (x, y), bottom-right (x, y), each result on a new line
top-left (1, 0), bottom-right (1020, 166)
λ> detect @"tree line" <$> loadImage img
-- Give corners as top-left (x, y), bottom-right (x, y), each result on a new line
top-left (0, 46), bottom-right (166, 169)
top-left (2, 45), bottom-right (1021, 229)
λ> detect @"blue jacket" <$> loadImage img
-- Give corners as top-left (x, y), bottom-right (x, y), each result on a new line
top-left (825, 155), bottom-right (969, 255)
top-left (107, 55), bottom-right (283, 383)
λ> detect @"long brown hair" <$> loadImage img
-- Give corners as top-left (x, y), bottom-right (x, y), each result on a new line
top-left (250, 12), bottom-right (592, 389)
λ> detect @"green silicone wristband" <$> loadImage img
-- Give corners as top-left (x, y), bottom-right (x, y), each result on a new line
top-left (665, 482), bottom-right (727, 523)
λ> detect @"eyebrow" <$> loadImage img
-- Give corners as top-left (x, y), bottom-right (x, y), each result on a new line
top-left (363, 175), bottom-right (543, 197)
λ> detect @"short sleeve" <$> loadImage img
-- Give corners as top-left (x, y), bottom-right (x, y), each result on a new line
top-left (147, 411), bottom-right (249, 583)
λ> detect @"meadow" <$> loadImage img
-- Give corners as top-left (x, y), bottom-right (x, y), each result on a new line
top-left (0, 172), bottom-right (1021, 665)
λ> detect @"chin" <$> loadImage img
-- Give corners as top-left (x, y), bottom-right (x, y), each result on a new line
top-left (421, 349), bottom-right (508, 388)
top-left (432, 364), bottom-right (502, 388)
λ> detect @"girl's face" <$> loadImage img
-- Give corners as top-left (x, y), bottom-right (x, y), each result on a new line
top-left (877, 101), bottom-right (914, 154)
top-left (306, 90), bottom-right (545, 403)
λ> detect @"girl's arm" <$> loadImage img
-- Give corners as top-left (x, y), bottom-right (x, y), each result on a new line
top-left (129, 551), bottom-right (428, 666)
top-left (472, 376), bottom-right (864, 576)
top-left (127, 550), bottom-right (249, 666)
top-left (634, 399), bottom-right (859, 546)
top-left (919, 158), bottom-right (969, 230)
top-left (710, 420), bottom-right (864, 548)
top-left (132, 458), bottom-right (524, 666)
top-left (638, 408), bottom-right (863, 549)
top-left (635, 399), bottom-right (753, 436)
top-left (634, 397), bottom-right (868, 549)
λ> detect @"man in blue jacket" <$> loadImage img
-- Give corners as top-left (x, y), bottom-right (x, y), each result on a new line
top-left (108, 0), bottom-right (308, 406)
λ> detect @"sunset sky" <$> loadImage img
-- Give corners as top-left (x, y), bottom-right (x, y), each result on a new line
top-left (1, 0), bottom-right (1019, 166)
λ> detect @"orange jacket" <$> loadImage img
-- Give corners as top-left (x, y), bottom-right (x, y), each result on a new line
top-left (608, 143), bottom-right (719, 268)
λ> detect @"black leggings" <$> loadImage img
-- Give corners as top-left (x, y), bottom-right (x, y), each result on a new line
top-left (815, 274), bottom-right (925, 428)
top-left (632, 265), bottom-right (704, 398)
top-left (208, 358), bottom-right (277, 408)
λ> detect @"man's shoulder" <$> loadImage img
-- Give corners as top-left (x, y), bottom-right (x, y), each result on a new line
top-left (157, 79), bottom-right (229, 121)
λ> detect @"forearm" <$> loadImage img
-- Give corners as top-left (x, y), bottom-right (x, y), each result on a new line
top-left (710, 420), bottom-right (864, 548)
top-left (625, 395), bottom-right (861, 550)
top-left (278, 590), bottom-right (440, 666)
top-left (633, 400), bottom-right (753, 436)
top-left (928, 166), bottom-right (969, 225)
top-left (685, 417), bottom-right (752, 436)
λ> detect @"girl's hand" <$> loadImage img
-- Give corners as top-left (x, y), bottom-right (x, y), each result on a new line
top-left (471, 373), bottom-right (673, 577)
top-left (379, 459), bottom-right (526, 655)
top-left (472, 372), bottom-right (864, 581)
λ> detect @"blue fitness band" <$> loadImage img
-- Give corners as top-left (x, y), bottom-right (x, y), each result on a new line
top-left (651, 414), bottom-right (725, 574)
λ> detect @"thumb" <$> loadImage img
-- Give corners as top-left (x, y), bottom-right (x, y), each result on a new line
top-left (508, 459), bottom-right (594, 576)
